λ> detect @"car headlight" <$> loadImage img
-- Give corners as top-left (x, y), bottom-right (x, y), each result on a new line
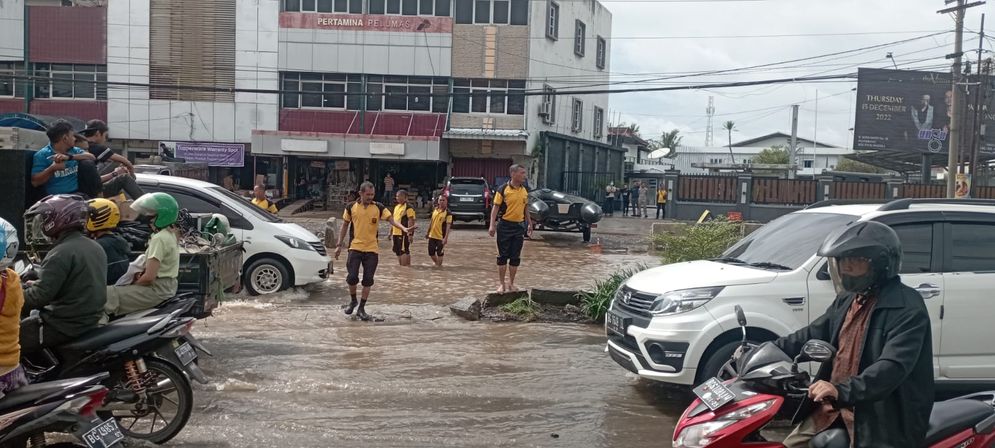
top-left (651, 287), bottom-right (725, 316)
top-left (275, 235), bottom-right (315, 251)
top-left (674, 399), bottom-right (775, 448)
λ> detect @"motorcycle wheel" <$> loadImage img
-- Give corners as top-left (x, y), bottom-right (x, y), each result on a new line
top-left (101, 357), bottom-right (194, 444)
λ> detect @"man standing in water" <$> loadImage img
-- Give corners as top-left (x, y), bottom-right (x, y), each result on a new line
top-left (334, 182), bottom-right (414, 320)
top-left (488, 164), bottom-right (532, 292)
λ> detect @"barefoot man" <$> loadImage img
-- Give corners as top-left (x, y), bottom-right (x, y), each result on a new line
top-left (487, 164), bottom-right (532, 292)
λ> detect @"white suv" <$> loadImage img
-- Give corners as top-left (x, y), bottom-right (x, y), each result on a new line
top-left (607, 199), bottom-right (995, 390)
top-left (136, 174), bottom-right (331, 295)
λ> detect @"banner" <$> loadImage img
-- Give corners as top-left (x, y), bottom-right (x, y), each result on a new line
top-left (854, 68), bottom-right (995, 156)
top-left (161, 141), bottom-right (245, 168)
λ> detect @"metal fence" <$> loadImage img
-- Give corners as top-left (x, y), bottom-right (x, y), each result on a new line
top-left (677, 175), bottom-right (738, 203)
top-left (751, 178), bottom-right (817, 205)
top-left (561, 171), bottom-right (618, 202)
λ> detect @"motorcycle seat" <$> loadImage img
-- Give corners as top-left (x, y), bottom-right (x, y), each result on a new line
top-left (924, 399), bottom-right (994, 446)
top-left (59, 315), bottom-right (165, 352)
top-left (0, 376), bottom-right (102, 413)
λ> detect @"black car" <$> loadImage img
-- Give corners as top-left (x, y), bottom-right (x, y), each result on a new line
top-left (444, 177), bottom-right (491, 223)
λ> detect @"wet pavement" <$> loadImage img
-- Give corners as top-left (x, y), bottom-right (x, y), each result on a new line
top-left (168, 220), bottom-right (716, 447)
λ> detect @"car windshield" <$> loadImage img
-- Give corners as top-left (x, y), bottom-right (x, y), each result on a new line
top-left (450, 180), bottom-right (485, 195)
top-left (720, 212), bottom-right (856, 271)
top-left (209, 187), bottom-right (282, 223)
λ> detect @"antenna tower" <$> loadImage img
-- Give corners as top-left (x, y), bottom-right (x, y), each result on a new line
top-left (705, 96), bottom-right (716, 146)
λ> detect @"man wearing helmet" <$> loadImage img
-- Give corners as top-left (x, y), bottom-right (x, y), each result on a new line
top-left (86, 199), bottom-right (131, 285)
top-left (0, 219), bottom-right (27, 396)
top-left (21, 195), bottom-right (107, 356)
top-left (776, 221), bottom-right (933, 448)
top-left (104, 193), bottom-right (180, 318)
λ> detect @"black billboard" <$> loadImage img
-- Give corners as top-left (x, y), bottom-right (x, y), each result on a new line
top-left (854, 68), bottom-right (995, 157)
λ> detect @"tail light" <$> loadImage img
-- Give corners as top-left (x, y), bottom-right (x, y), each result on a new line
top-left (72, 388), bottom-right (109, 417)
top-left (164, 320), bottom-right (195, 338)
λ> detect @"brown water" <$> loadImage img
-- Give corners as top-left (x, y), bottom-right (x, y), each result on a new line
top-left (170, 228), bottom-right (704, 447)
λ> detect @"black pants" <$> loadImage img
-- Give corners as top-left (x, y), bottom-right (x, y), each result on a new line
top-left (622, 198), bottom-right (629, 216)
top-left (19, 318), bottom-right (74, 359)
top-left (346, 250), bottom-right (379, 287)
top-left (428, 238), bottom-right (445, 257)
top-left (496, 220), bottom-right (525, 267)
top-left (391, 235), bottom-right (411, 256)
top-left (656, 203), bottom-right (666, 219)
top-left (603, 198), bottom-right (615, 216)
top-left (103, 174), bottom-right (145, 200)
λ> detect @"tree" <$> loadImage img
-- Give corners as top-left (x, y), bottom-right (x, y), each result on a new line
top-left (752, 145), bottom-right (789, 165)
top-left (722, 121), bottom-right (737, 164)
top-left (658, 129), bottom-right (683, 154)
top-left (835, 157), bottom-right (888, 174)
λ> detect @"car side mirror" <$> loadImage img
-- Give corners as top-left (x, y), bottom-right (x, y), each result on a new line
top-left (816, 262), bottom-right (831, 281)
top-left (799, 339), bottom-right (836, 363)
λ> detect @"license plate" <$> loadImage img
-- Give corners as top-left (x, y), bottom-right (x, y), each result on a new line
top-left (693, 377), bottom-right (736, 411)
top-left (174, 341), bottom-right (197, 366)
top-left (606, 310), bottom-right (628, 336)
top-left (82, 418), bottom-right (124, 448)
top-left (459, 197), bottom-right (474, 202)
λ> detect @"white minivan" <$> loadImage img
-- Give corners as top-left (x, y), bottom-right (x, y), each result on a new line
top-left (136, 174), bottom-right (331, 295)
top-left (607, 199), bottom-right (995, 391)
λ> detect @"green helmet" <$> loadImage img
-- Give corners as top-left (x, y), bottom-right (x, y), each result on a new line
top-left (132, 192), bottom-right (179, 229)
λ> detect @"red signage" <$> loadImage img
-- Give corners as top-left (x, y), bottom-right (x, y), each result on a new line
top-left (279, 12), bottom-right (453, 33)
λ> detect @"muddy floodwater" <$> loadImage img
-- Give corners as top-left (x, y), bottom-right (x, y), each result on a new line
top-left (171, 225), bottom-right (709, 447)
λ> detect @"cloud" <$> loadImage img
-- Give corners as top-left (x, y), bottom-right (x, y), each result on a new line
top-left (605, 0), bottom-right (974, 148)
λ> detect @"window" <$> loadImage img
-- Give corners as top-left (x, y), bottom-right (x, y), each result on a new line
top-left (949, 223), bottom-right (995, 272)
top-left (540, 85), bottom-right (555, 124)
top-left (366, 75), bottom-right (449, 112)
top-left (574, 20), bottom-right (585, 56)
top-left (402, 0), bottom-right (418, 15)
top-left (803, 160), bottom-right (813, 168)
top-left (435, 0), bottom-right (450, 16)
top-left (546, 1), bottom-right (559, 40)
top-left (452, 78), bottom-right (525, 115)
top-left (454, 0), bottom-right (526, 24)
top-left (596, 36), bottom-right (607, 69)
top-left (571, 98), bottom-right (583, 132)
top-left (0, 62), bottom-right (24, 98)
top-left (281, 72), bottom-right (363, 110)
top-left (283, 0), bottom-right (364, 14)
top-left (593, 106), bottom-right (604, 138)
top-left (33, 64), bottom-right (106, 100)
top-left (892, 223), bottom-right (934, 273)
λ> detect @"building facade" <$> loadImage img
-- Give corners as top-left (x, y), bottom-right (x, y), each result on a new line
top-left (0, 0), bottom-right (613, 199)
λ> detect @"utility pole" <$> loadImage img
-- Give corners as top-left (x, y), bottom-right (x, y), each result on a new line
top-left (789, 105), bottom-right (799, 179)
top-left (813, 90), bottom-right (820, 172)
top-left (969, 14), bottom-right (986, 182)
top-left (940, 0), bottom-right (985, 198)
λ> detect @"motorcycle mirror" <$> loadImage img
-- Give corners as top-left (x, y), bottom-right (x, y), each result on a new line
top-left (734, 305), bottom-right (747, 327)
top-left (799, 339), bottom-right (837, 363)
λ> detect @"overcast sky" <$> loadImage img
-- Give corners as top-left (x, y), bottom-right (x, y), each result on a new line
top-left (603, 0), bottom-right (990, 148)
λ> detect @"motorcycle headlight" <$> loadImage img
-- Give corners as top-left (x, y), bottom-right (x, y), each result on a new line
top-left (674, 399), bottom-right (775, 448)
top-left (651, 287), bottom-right (724, 316)
top-left (275, 235), bottom-right (315, 252)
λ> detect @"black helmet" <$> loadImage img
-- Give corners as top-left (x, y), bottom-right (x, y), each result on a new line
top-left (818, 221), bottom-right (901, 295)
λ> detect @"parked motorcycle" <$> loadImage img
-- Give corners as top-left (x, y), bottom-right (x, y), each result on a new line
top-left (20, 309), bottom-right (198, 445)
top-left (673, 306), bottom-right (995, 448)
top-left (0, 373), bottom-right (123, 448)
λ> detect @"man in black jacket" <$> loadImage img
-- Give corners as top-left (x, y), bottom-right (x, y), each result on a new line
top-left (777, 221), bottom-right (933, 448)
top-left (22, 195), bottom-right (107, 356)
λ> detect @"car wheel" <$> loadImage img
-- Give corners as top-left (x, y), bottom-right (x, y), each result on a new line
top-left (696, 340), bottom-right (757, 386)
top-left (245, 258), bottom-right (290, 296)
top-left (581, 225), bottom-right (592, 243)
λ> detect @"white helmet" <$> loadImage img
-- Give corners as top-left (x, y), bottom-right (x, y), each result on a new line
top-left (0, 219), bottom-right (18, 270)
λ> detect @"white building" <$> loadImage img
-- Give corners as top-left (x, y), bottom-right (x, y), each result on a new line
top-left (672, 133), bottom-right (853, 177)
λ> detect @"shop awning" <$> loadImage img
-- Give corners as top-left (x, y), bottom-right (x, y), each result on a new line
top-left (0, 113), bottom-right (86, 132)
top-left (443, 128), bottom-right (529, 141)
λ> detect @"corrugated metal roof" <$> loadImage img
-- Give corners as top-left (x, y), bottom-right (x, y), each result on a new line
top-left (444, 128), bottom-right (529, 141)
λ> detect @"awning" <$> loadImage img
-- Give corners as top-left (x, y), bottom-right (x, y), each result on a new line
top-left (846, 150), bottom-right (995, 173)
top-left (0, 113), bottom-right (86, 132)
top-left (443, 128), bottom-right (529, 141)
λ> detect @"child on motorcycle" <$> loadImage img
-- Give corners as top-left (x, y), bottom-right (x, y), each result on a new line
top-left (104, 192), bottom-right (180, 318)
top-left (0, 219), bottom-right (26, 396)
top-left (86, 198), bottom-right (131, 285)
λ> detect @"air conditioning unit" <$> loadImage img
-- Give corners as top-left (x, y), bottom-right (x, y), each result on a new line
top-left (538, 102), bottom-right (552, 118)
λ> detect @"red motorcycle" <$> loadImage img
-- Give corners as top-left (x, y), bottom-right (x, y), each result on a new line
top-left (673, 306), bottom-right (995, 448)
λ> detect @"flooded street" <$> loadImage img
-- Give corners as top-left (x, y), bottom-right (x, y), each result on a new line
top-left (170, 222), bottom-right (701, 447)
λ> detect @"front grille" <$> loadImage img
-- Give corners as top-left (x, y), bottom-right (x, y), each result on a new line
top-left (615, 287), bottom-right (657, 313)
top-left (309, 242), bottom-right (327, 256)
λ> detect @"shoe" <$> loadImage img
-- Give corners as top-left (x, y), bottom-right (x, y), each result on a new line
top-left (343, 299), bottom-right (358, 315)
top-left (357, 309), bottom-right (371, 321)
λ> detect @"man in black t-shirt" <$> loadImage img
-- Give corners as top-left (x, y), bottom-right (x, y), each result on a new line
top-left (80, 120), bottom-right (144, 199)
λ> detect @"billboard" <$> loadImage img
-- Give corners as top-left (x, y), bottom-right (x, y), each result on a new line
top-left (854, 68), bottom-right (995, 156)
top-left (159, 141), bottom-right (245, 168)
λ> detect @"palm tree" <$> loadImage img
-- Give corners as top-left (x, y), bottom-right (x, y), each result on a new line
top-left (723, 121), bottom-right (737, 164)
top-left (659, 129), bottom-right (683, 154)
